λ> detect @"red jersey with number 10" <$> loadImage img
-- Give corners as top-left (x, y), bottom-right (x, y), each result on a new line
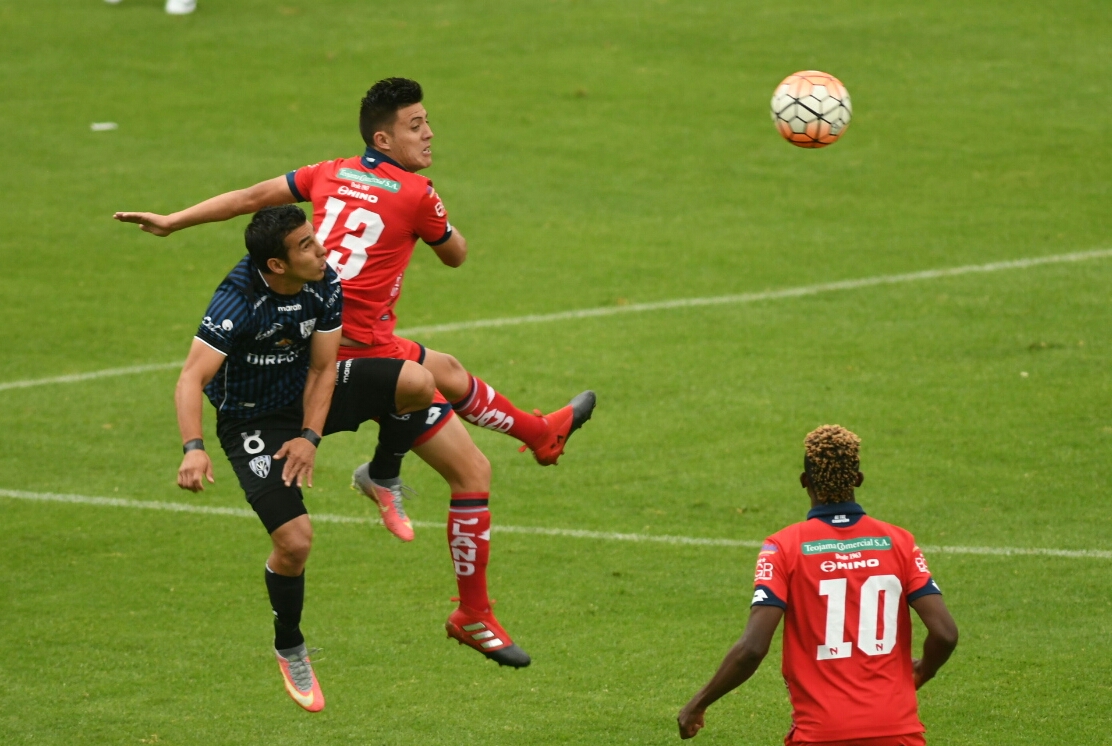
top-left (287, 150), bottom-right (451, 346)
top-left (751, 503), bottom-right (941, 742)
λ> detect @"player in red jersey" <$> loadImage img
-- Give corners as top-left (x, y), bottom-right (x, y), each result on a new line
top-left (114, 77), bottom-right (594, 469)
top-left (678, 426), bottom-right (958, 745)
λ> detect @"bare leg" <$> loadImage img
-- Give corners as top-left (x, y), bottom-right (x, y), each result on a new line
top-left (394, 359), bottom-right (436, 415)
top-left (413, 414), bottom-right (491, 493)
top-left (421, 348), bottom-right (471, 402)
top-left (268, 514), bottom-right (313, 575)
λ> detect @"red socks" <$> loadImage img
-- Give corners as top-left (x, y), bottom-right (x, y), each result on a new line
top-left (448, 493), bottom-right (491, 612)
top-left (452, 375), bottom-right (547, 448)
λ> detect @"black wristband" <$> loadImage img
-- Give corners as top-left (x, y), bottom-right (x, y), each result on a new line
top-left (300, 428), bottom-right (321, 447)
top-left (183, 438), bottom-right (205, 454)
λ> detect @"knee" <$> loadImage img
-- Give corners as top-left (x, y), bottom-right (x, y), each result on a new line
top-left (441, 353), bottom-right (466, 376)
top-left (274, 528), bottom-right (312, 569)
top-left (461, 448), bottom-right (491, 491)
top-left (435, 353), bottom-right (470, 391)
top-left (395, 360), bottom-right (435, 414)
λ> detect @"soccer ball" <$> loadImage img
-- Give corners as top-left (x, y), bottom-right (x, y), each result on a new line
top-left (770, 71), bottom-right (852, 148)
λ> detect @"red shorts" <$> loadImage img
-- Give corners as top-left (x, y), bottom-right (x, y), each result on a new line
top-left (785, 729), bottom-right (926, 746)
top-left (338, 336), bottom-right (454, 446)
top-left (338, 335), bottom-right (426, 364)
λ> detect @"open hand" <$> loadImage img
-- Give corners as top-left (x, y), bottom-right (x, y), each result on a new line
top-left (114, 211), bottom-right (176, 237)
top-left (275, 437), bottom-right (316, 488)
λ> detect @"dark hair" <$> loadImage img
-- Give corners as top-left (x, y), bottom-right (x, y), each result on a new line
top-left (804, 425), bottom-right (861, 504)
top-left (359, 77), bottom-right (423, 146)
top-left (244, 205), bottom-right (307, 271)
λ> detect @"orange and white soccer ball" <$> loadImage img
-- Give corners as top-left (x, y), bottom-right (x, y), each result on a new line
top-left (770, 71), bottom-right (852, 148)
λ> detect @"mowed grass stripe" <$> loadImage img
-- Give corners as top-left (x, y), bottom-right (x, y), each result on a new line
top-left (2, 247), bottom-right (1110, 393)
top-left (4, 488), bottom-right (1109, 559)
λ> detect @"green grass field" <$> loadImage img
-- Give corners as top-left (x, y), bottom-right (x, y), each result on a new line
top-left (3, 1), bottom-right (1111, 743)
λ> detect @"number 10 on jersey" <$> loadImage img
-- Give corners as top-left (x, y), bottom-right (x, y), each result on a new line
top-left (817, 575), bottom-right (902, 661)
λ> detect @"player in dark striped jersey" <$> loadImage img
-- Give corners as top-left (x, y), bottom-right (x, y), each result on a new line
top-left (176, 205), bottom-right (445, 711)
top-left (116, 78), bottom-right (581, 669)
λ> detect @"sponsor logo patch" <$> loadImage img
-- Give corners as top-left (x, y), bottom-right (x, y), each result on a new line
top-left (337, 168), bottom-right (401, 193)
top-left (820, 558), bottom-right (881, 572)
top-left (277, 304), bottom-right (302, 312)
top-left (755, 558), bottom-right (774, 582)
top-left (245, 351), bottom-right (299, 365)
top-left (337, 185), bottom-right (379, 203)
top-left (255, 322), bottom-right (282, 341)
top-left (759, 542), bottom-right (779, 556)
top-left (249, 455), bottom-right (272, 479)
top-left (801, 536), bottom-right (893, 555)
top-left (201, 316), bottom-right (233, 337)
top-left (299, 319), bottom-right (316, 338)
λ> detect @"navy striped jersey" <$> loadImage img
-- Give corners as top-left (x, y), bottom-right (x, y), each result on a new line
top-left (194, 255), bottom-right (343, 419)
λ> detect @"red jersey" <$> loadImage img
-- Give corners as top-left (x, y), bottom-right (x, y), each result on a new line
top-left (287, 148), bottom-right (452, 346)
top-left (751, 502), bottom-right (941, 742)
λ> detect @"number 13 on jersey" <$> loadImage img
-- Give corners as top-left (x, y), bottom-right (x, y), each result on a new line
top-left (316, 196), bottom-right (385, 280)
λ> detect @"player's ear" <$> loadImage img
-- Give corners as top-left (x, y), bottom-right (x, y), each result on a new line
top-left (373, 129), bottom-right (392, 152)
top-left (266, 257), bottom-right (288, 275)
top-left (800, 472), bottom-right (810, 489)
top-left (854, 472), bottom-right (864, 488)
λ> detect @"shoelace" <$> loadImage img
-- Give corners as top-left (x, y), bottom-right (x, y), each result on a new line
top-left (284, 647), bottom-right (322, 692)
top-left (384, 482), bottom-right (417, 518)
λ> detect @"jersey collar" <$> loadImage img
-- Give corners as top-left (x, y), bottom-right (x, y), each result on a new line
top-left (362, 146), bottom-right (406, 171)
top-left (807, 501), bottom-right (866, 527)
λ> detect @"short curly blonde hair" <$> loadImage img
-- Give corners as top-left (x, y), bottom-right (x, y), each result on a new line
top-left (804, 425), bottom-right (861, 504)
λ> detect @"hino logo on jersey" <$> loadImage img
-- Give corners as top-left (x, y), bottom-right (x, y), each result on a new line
top-left (337, 185), bottom-right (379, 203)
top-left (820, 558), bottom-right (881, 572)
top-left (245, 351), bottom-right (299, 365)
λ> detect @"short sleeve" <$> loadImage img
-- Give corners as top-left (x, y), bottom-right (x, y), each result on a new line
top-left (287, 161), bottom-right (331, 204)
top-left (905, 542), bottom-right (942, 601)
top-left (414, 182), bottom-right (451, 245)
top-left (752, 539), bottom-right (789, 609)
top-left (316, 267), bottom-right (343, 333)
top-left (194, 287), bottom-right (248, 355)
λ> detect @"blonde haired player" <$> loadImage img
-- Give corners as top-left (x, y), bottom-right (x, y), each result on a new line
top-left (678, 426), bottom-right (958, 745)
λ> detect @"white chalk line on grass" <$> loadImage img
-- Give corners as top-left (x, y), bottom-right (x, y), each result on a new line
top-left (3, 247), bottom-right (1110, 394)
top-left (0, 362), bottom-right (183, 392)
top-left (3, 488), bottom-right (1109, 560)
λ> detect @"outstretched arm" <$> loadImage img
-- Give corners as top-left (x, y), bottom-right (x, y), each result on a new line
top-left (114, 176), bottom-right (295, 237)
top-left (909, 593), bottom-right (958, 688)
top-left (174, 339), bottom-right (226, 491)
top-left (677, 604), bottom-right (784, 740)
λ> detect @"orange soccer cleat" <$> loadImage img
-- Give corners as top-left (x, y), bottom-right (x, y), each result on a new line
top-left (352, 464), bottom-right (415, 542)
top-left (275, 644), bottom-right (325, 712)
top-left (525, 390), bottom-right (597, 466)
top-left (445, 601), bottom-right (531, 668)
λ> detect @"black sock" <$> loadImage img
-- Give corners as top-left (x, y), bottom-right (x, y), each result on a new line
top-left (368, 411), bottom-right (429, 480)
top-left (265, 565), bottom-right (305, 651)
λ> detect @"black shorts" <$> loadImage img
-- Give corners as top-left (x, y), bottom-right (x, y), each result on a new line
top-left (217, 357), bottom-right (406, 533)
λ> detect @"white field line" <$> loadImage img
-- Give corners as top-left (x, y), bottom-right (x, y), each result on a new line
top-left (3, 489), bottom-right (1109, 560)
top-left (0, 362), bottom-right (183, 392)
top-left (2, 248), bottom-right (1110, 394)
